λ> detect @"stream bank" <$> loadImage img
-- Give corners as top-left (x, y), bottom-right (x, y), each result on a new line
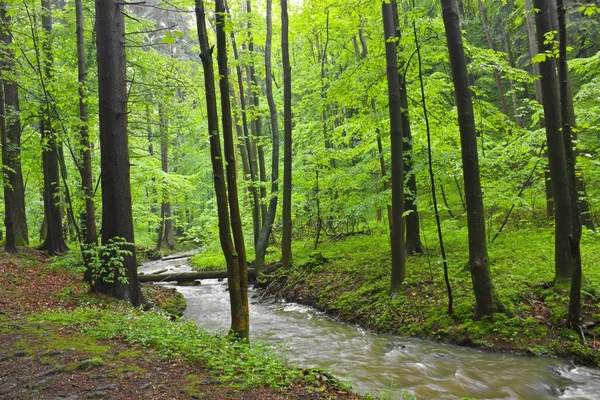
top-left (259, 255), bottom-right (600, 368)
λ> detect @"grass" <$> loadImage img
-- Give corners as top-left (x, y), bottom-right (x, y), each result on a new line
top-left (30, 305), bottom-right (315, 388)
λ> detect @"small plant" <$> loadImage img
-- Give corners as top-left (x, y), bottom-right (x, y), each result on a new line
top-left (83, 237), bottom-right (133, 286)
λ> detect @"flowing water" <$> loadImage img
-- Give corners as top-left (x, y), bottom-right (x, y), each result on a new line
top-left (139, 259), bottom-right (600, 399)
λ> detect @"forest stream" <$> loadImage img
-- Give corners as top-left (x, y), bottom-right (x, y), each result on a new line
top-left (139, 258), bottom-right (600, 400)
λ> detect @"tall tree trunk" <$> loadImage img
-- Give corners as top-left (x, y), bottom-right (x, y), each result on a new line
top-left (0, 77), bottom-right (16, 253)
top-left (525, 0), bottom-right (554, 218)
top-left (442, 0), bottom-right (498, 318)
top-left (556, 0), bottom-right (582, 328)
top-left (157, 108), bottom-right (174, 251)
top-left (533, 0), bottom-right (574, 284)
top-left (255, 0), bottom-right (280, 274)
top-left (39, 0), bottom-right (68, 255)
top-left (413, 9), bottom-right (453, 313)
top-left (196, 0), bottom-right (249, 340)
top-left (400, 77), bottom-right (425, 255)
top-left (75, 0), bottom-right (97, 250)
top-left (382, 1), bottom-right (406, 294)
top-left (281, 0), bottom-right (293, 268)
top-left (94, 0), bottom-right (143, 307)
top-left (225, 1), bottom-right (261, 247)
top-left (0, 3), bottom-right (28, 246)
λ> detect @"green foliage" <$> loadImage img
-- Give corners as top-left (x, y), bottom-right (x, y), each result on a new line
top-left (32, 306), bottom-right (315, 388)
top-left (82, 237), bottom-right (133, 286)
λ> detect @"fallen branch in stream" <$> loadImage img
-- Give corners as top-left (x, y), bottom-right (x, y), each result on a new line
top-left (138, 269), bottom-right (256, 283)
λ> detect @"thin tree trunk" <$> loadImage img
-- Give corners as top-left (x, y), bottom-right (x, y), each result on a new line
top-left (39, 0), bottom-right (68, 255)
top-left (533, 0), bottom-right (574, 284)
top-left (224, 0), bottom-right (261, 247)
top-left (400, 77), bottom-right (425, 255)
top-left (158, 108), bottom-right (174, 250)
top-left (281, 0), bottom-right (293, 268)
top-left (0, 78), bottom-right (16, 253)
top-left (414, 10), bottom-right (452, 313)
top-left (0, 3), bottom-right (27, 246)
top-left (556, 0), bottom-right (582, 329)
top-left (382, 0), bottom-right (406, 294)
top-left (94, 0), bottom-right (143, 307)
top-left (255, 0), bottom-right (280, 274)
top-left (196, 0), bottom-right (249, 340)
top-left (442, 0), bottom-right (498, 318)
top-left (75, 0), bottom-right (97, 250)
top-left (245, 0), bottom-right (268, 226)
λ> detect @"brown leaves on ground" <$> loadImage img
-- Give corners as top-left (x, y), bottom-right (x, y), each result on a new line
top-left (0, 248), bottom-right (362, 400)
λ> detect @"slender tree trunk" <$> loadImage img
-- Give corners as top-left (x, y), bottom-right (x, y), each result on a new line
top-left (94, 0), bottom-right (143, 307)
top-left (255, 0), bottom-right (280, 274)
top-left (533, 0), bottom-right (574, 284)
top-left (556, 0), bottom-right (582, 328)
top-left (442, 0), bottom-right (498, 318)
top-left (413, 10), bottom-right (452, 313)
top-left (0, 78), bottom-right (16, 253)
top-left (196, 0), bottom-right (249, 340)
top-left (400, 77), bottom-right (425, 255)
top-left (245, 0), bottom-right (268, 226)
top-left (75, 0), bottom-right (97, 251)
top-left (157, 108), bottom-right (174, 250)
top-left (39, 0), bottom-right (68, 255)
top-left (382, 1), bottom-right (406, 294)
top-left (281, 0), bottom-right (293, 268)
top-left (225, 1), bottom-right (261, 247)
top-left (0, 3), bottom-right (28, 246)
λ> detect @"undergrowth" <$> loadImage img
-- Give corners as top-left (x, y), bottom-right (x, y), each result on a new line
top-left (29, 305), bottom-right (316, 389)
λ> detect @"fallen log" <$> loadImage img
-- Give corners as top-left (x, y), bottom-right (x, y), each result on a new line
top-left (161, 254), bottom-right (192, 261)
top-left (138, 269), bottom-right (256, 283)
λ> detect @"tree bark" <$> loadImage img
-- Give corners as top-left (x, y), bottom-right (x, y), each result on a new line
top-left (281, 0), bottom-right (293, 268)
top-left (245, 0), bottom-right (268, 227)
top-left (39, 0), bottom-right (68, 255)
top-left (382, 1), bottom-right (406, 294)
top-left (139, 269), bottom-right (256, 283)
top-left (75, 0), bottom-right (97, 247)
top-left (533, 0), bottom-right (574, 284)
top-left (196, 0), bottom-right (249, 340)
top-left (94, 0), bottom-right (143, 307)
top-left (400, 77), bottom-right (425, 255)
top-left (442, 0), bottom-right (497, 318)
top-left (255, 0), bottom-right (280, 274)
top-left (0, 3), bottom-right (28, 246)
top-left (156, 107), bottom-right (174, 251)
top-left (0, 75), bottom-right (16, 253)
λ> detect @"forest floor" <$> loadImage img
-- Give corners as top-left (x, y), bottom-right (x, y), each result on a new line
top-left (0, 248), bottom-right (362, 400)
top-left (255, 227), bottom-right (600, 368)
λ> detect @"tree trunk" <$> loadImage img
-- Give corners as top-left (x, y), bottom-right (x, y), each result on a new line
top-left (75, 0), bottom-right (97, 254)
top-left (0, 76), bottom-right (16, 253)
top-left (139, 269), bottom-right (256, 283)
top-left (0, 3), bottom-right (28, 246)
top-left (442, 0), bottom-right (497, 318)
top-left (157, 108), bottom-right (174, 251)
top-left (533, 0), bottom-right (574, 284)
top-left (555, 0), bottom-right (582, 327)
top-left (39, 0), bottom-right (68, 255)
top-left (281, 0), bottom-right (293, 268)
top-left (255, 0), bottom-right (280, 274)
top-left (382, 1), bottom-right (406, 294)
top-left (225, 3), bottom-right (261, 248)
top-left (400, 76), bottom-right (425, 255)
top-left (196, 0), bottom-right (249, 340)
top-left (245, 0), bottom-right (268, 227)
top-left (94, 0), bottom-right (143, 307)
